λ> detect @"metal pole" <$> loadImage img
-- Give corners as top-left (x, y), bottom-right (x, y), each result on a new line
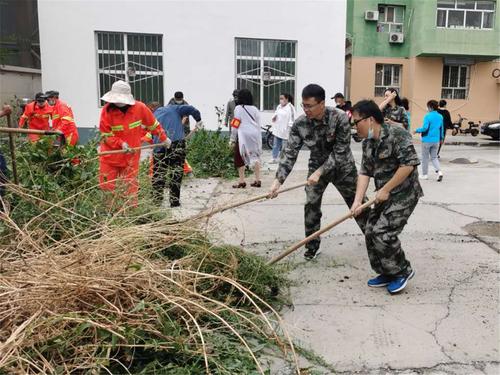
top-left (6, 114), bottom-right (19, 184)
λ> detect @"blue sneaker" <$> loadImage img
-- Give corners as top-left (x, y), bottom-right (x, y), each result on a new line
top-left (367, 274), bottom-right (394, 287)
top-left (387, 270), bottom-right (415, 294)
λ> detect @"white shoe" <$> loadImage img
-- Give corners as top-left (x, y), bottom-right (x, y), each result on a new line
top-left (268, 159), bottom-right (278, 164)
top-left (419, 175), bottom-right (428, 180)
top-left (437, 171), bottom-right (443, 182)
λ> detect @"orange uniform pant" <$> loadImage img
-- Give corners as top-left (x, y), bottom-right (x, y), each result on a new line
top-left (99, 156), bottom-right (140, 204)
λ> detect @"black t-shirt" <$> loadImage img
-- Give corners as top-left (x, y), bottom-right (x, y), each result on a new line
top-left (437, 109), bottom-right (453, 129)
top-left (336, 101), bottom-right (352, 112)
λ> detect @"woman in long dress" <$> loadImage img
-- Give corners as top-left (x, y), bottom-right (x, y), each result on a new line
top-left (229, 89), bottom-right (262, 188)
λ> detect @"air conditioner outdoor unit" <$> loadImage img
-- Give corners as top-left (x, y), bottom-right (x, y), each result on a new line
top-left (365, 10), bottom-right (379, 21)
top-left (389, 32), bottom-right (404, 43)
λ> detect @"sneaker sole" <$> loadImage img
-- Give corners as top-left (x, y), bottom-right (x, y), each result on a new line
top-left (368, 282), bottom-right (391, 288)
top-left (388, 270), bottom-right (415, 294)
top-left (304, 249), bottom-right (322, 260)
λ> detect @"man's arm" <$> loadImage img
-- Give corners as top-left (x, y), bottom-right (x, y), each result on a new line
top-left (142, 106), bottom-right (167, 142)
top-left (179, 105), bottom-right (201, 122)
top-left (375, 166), bottom-right (415, 203)
top-left (275, 121), bottom-right (303, 184)
top-left (351, 174), bottom-right (371, 216)
top-left (377, 131), bottom-right (420, 202)
top-left (99, 109), bottom-right (124, 149)
top-left (19, 105), bottom-right (31, 127)
top-left (269, 121), bottom-right (304, 198)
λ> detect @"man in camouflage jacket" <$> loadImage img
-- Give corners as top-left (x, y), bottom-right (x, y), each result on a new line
top-left (269, 84), bottom-right (367, 260)
top-left (350, 100), bottom-right (423, 294)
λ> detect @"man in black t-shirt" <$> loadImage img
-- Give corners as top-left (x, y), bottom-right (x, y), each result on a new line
top-left (437, 100), bottom-right (453, 156)
top-left (332, 92), bottom-right (352, 113)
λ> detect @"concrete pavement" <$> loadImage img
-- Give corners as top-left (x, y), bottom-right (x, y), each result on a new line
top-left (176, 140), bottom-right (499, 374)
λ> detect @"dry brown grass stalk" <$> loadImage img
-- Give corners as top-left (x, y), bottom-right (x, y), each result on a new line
top-left (0, 211), bottom-right (299, 374)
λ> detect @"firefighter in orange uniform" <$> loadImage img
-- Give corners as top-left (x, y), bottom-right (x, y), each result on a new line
top-left (45, 90), bottom-right (79, 146)
top-left (18, 92), bottom-right (52, 142)
top-left (99, 80), bottom-right (169, 205)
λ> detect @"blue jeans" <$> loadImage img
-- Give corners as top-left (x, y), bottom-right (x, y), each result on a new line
top-left (421, 142), bottom-right (440, 175)
top-left (272, 136), bottom-right (287, 160)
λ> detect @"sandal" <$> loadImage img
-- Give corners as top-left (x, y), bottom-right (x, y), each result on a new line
top-left (250, 181), bottom-right (261, 188)
top-left (232, 182), bottom-right (246, 189)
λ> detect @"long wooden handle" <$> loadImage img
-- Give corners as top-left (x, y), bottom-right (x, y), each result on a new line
top-left (0, 127), bottom-right (63, 136)
top-left (175, 182), bottom-right (307, 223)
top-left (5, 115), bottom-right (19, 184)
top-left (267, 197), bottom-right (376, 265)
top-left (97, 142), bottom-right (170, 156)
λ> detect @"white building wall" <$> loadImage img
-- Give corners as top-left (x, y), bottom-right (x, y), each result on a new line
top-left (38, 0), bottom-right (347, 134)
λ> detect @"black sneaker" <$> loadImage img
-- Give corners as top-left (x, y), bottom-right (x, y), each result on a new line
top-left (304, 248), bottom-right (321, 260)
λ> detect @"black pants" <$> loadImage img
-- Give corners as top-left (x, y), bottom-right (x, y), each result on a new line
top-left (152, 141), bottom-right (186, 207)
top-left (0, 151), bottom-right (7, 199)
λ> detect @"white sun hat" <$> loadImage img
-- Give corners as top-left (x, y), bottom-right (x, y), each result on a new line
top-left (101, 80), bottom-right (135, 105)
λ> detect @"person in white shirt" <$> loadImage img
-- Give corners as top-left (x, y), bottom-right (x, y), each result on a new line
top-left (229, 89), bottom-right (263, 188)
top-left (270, 93), bottom-right (296, 163)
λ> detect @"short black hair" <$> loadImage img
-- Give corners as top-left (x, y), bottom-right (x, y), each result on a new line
top-left (232, 89), bottom-right (239, 97)
top-left (281, 92), bottom-right (294, 105)
top-left (302, 84), bottom-right (325, 103)
top-left (236, 89), bottom-right (254, 106)
top-left (439, 99), bottom-right (447, 107)
top-left (351, 100), bottom-right (384, 124)
top-left (384, 87), bottom-right (403, 107)
top-left (401, 97), bottom-right (409, 111)
top-left (427, 100), bottom-right (439, 111)
top-left (45, 90), bottom-right (59, 98)
top-left (332, 92), bottom-right (345, 100)
top-left (174, 91), bottom-right (184, 100)
top-left (35, 92), bottom-right (47, 101)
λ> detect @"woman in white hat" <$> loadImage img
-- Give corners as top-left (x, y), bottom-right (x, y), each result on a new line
top-left (99, 80), bottom-right (169, 207)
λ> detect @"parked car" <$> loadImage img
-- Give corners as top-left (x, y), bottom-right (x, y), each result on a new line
top-left (480, 120), bottom-right (500, 140)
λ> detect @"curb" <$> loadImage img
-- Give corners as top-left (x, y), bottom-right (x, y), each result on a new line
top-left (444, 140), bottom-right (499, 147)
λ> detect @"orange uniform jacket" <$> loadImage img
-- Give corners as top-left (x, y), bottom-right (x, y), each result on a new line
top-left (51, 99), bottom-right (79, 146)
top-left (99, 101), bottom-right (167, 167)
top-left (18, 102), bottom-right (52, 142)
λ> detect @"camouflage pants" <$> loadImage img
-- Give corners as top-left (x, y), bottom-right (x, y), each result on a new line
top-left (364, 195), bottom-right (419, 277)
top-left (304, 167), bottom-right (368, 251)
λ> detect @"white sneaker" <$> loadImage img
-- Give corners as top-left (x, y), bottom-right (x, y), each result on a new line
top-left (419, 175), bottom-right (428, 180)
top-left (268, 159), bottom-right (278, 164)
top-left (437, 171), bottom-right (443, 182)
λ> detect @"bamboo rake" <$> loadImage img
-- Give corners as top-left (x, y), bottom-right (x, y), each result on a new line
top-left (175, 182), bottom-right (308, 223)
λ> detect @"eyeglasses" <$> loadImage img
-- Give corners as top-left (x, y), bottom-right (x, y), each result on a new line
top-left (300, 102), bottom-right (322, 110)
top-left (351, 116), bottom-right (369, 126)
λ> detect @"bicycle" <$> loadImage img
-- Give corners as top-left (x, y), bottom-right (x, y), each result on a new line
top-left (261, 124), bottom-right (274, 149)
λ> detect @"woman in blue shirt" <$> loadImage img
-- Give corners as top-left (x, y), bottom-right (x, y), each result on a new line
top-left (414, 100), bottom-right (444, 181)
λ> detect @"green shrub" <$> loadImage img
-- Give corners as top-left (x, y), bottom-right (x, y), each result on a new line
top-left (187, 130), bottom-right (239, 179)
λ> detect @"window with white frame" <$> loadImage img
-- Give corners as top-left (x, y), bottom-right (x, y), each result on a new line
top-left (377, 5), bottom-right (405, 33)
top-left (95, 31), bottom-right (164, 106)
top-left (437, 0), bottom-right (495, 29)
top-left (235, 38), bottom-right (296, 111)
top-left (441, 65), bottom-right (469, 99)
top-left (374, 64), bottom-right (402, 97)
